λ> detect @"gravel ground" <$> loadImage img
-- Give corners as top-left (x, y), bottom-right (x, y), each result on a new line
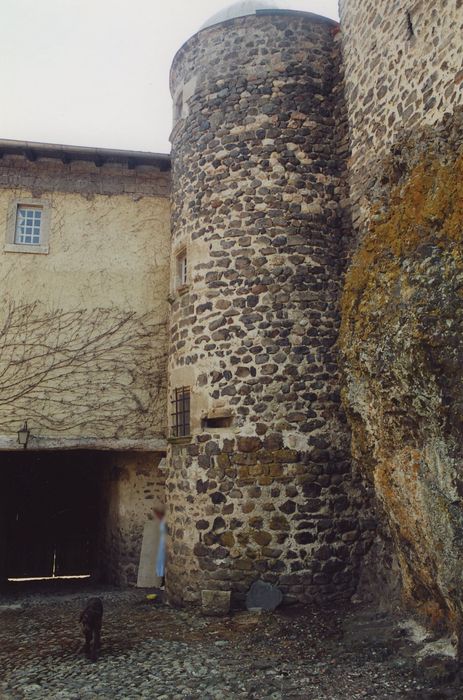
top-left (0, 582), bottom-right (461, 700)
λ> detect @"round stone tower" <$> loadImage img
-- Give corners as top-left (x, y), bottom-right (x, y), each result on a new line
top-left (167, 1), bottom-right (363, 608)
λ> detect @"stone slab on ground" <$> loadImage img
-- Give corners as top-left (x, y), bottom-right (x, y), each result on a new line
top-left (136, 520), bottom-right (161, 589)
top-left (246, 580), bottom-right (283, 612)
top-left (201, 590), bottom-right (231, 616)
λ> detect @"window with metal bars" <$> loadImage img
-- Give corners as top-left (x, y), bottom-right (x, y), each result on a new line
top-left (171, 386), bottom-right (190, 437)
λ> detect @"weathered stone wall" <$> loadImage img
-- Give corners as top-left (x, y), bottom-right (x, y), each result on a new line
top-left (340, 111), bottom-right (463, 638)
top-left (0, 156), bottom-right (170, 447)
top-left (167, 12), bottom-right (369, 607)
top-left (101, 451), bottom-right (166, 586)
top-left (339, 0), bottom-right (463, 637)
top-left (0, 154), bottom-right (170, 198)
top-left (339, 0), bottom-right (463, 235)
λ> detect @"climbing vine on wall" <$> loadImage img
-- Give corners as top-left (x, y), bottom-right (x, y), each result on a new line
top-left (0, 302), bottom-right (167, 437)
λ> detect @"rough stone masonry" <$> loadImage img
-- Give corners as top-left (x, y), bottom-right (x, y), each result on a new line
top-left (166, 10), bottom-right (371, 609)
top-left (165, 0), bottom-right (463, 648)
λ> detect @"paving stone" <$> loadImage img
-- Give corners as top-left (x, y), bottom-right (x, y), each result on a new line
top-left (0, 585), bottom-right (451, 699)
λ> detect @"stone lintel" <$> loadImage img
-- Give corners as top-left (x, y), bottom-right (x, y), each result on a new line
top-left (0, 435), bottom-right (167, 452)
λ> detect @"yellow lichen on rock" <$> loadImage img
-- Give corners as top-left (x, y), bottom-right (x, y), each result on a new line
top-left (340, 145), bottom-right (463, 639)
top-left (341, 151), bottom-right (463, 344)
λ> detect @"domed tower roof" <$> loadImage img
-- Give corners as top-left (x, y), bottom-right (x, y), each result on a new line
top-left (171, 1), bottom-right (337, 93)
top-left (200, 1), bottom-right (299, 30)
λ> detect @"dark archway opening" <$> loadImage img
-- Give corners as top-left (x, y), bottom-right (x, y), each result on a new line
top-left (0, 451), bottom-right (110, 583)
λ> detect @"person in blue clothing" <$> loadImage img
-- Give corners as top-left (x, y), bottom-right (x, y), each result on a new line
top-left (155, 506), bottom-right (166, 589)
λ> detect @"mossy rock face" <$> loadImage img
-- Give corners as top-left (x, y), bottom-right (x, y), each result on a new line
top-left (340, 130), bottom-right (463, 636)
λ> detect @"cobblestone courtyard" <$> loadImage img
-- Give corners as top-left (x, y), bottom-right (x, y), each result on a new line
top-left (0, 583), bottom-right (460, 699)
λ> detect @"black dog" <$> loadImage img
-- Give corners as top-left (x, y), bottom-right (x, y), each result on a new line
top-left (79, 597), bottom-right (103, 661)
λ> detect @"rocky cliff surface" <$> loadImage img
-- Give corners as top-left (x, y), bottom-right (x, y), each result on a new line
top-left (341, 109), bottom-right (463, 643)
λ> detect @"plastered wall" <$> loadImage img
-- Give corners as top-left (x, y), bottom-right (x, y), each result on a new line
top-left (0, 156), bottom-right (171, 445)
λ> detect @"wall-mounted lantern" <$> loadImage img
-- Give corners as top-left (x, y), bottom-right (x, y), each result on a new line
top-left (17, 421), bottom-right (30, 449)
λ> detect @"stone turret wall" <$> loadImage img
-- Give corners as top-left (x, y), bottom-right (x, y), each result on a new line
top-left (166, 12), bottom-right (369, 607)
top-left (339, 0), bottom-right (463, 235)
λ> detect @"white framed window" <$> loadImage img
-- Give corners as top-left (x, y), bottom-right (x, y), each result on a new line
top-left (5, 198), bottom-right (51, 254)
top-left (15, 206), bottom-right (43, 245)
top-left (175, 248), bottom-right (188, 289)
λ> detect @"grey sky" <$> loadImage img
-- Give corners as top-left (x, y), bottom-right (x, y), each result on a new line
top-left (0, 1), bottom-right (339, 154)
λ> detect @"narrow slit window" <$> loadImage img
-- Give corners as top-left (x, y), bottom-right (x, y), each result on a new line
top-left (203, 415), bottom-right (233, 429)
top-left (171, 386), bottom-right (190, 437)
top-left (176, 249), bottom-right (188, 288)
top-left (175, 92), bottom-right (183, 121)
